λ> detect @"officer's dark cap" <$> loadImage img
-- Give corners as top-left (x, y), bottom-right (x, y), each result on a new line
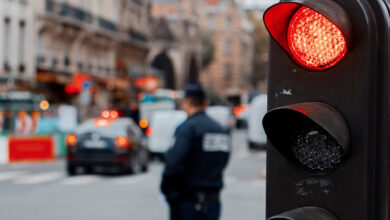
top-left (185, 83), bottom-right (206, 100)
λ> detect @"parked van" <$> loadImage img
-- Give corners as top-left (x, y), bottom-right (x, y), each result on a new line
top-left (248, 95), bottom-right (267, 149)
top-left (206, 106), bottom-right (234, 132)
top-left (148, 110), bottom-right (187, 154)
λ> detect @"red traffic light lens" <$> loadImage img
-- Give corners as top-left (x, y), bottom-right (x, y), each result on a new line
top-left (263, 1), bottom-right (351, 71)
top-left (288, 6), bottom-right (347, 70)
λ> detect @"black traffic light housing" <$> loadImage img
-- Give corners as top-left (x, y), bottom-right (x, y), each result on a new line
top-left (262, 0), bottom-right (390, 219)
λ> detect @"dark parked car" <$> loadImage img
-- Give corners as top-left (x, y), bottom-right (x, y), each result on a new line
top-left (66, 118), bottom-right (149, 175)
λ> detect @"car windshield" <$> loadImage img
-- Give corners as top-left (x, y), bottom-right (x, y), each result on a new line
top-left (76, 119), bottom-right (127, 138)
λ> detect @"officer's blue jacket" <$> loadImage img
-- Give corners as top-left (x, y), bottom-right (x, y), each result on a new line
top-left (161, 111), bottom-right (231, 200)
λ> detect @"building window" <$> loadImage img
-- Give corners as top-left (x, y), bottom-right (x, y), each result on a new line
top-left (225, 63), bottom-right (233, 81)
top-left (52, 58), bottom-right (58, 67)
top-left (18, 21), bottom-right (26, 73)
top-left (64, 55), bottom-right (70, 66)
top-left (224, 39), bottom-right (232, 54)
top-left (225, 16), bottom-right (232, 28)
top-left (50, 41), bottom-right (58, 68)
top-left (207, 15), bottom-right (215, 29)
top-left (4, 18), bottom-right (10, 66)
top-left (37, 32), bottom-right (44, 64)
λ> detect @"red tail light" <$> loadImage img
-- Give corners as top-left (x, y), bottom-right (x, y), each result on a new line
top-left (233, 107), bottom-right (242, 117)
top-left (145, 127), bottom-right (153, 137)
top-left (264, 2), bottom-right (351, 71)
top-left (66, 134), bottom-right (77, 147)
top-left (115, 136), bottom-right (130, 149)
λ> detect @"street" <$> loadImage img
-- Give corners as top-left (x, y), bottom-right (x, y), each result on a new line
top-left (0, 130), bottom-right (266, 220)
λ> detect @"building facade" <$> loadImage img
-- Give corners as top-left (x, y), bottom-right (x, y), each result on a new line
top-left (33, 0), bottom-right (150, 111)
top-left (148, 0), bottom-right (202, 90)
top-left (198, 0), bottom-right (254, 99)
top-left (0, 0), bottom-right (35, 91)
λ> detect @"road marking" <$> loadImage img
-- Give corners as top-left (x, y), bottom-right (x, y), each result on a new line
top-left (14, 171), bottom-right (64, 184)
top-left (60, 176), bottom-right (101, 186)
top-left (0, 171), bottom-right (26, 182)
top-left (111, 174), bottom-right (151, 185)
top-left (3, 163), bottom-right (31, 169)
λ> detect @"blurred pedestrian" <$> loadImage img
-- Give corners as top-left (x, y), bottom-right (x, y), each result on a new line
top-left (161, 83), bottom-right (231, 220)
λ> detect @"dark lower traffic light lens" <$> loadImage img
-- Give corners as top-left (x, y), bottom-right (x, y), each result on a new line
top-left (291, 122), bottom-right (345, 172)
top-left (262, 102), bottom-right (349, 175)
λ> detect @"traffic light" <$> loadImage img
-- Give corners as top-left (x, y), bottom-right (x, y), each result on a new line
top-left (262, 0), bottom-right (390, 219)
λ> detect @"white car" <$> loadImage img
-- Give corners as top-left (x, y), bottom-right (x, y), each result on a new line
top-left (148, 110), bottom-right (187, 154)
top-left (248, 95), bottom-right (268, 149)
top-left (206, 106), bottom-right (234, 131)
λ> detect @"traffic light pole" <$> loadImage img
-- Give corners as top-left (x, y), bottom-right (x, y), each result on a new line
top-left (367, 1), bottom-right (390, 220)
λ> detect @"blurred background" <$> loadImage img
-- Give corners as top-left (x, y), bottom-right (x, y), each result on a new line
top-left (0, 0), bottom-right (277, 220)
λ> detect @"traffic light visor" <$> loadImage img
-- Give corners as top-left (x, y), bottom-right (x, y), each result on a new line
top-left (268, 206), bottom-right (338, 220)
top-left (264, 0), bottom-right (352, 70)
top-left (262, 102), bottom-right (349, 175)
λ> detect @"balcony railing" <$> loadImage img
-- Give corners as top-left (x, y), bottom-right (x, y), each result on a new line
top-left (46, 0), bottom-right (93, 24)
top-left (132, 0), bottom-right (142, 6)
top-left (59, 3), bottom-right (93, 24)
top-left (129, 29), bottom-right (148, 43)
top-left (98, 17), bottom-right (117, 33)
top-left (46, 0), bottom-right (55, 13)
top-left (45, 0), bottom-right (148, 43)
top-left (72, 6), bottom-right (93, 23)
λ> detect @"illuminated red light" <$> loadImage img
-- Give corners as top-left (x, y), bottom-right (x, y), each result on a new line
top-left (110, 110), bottom-right (119, 119)
top-left (287, 6), bottom-right (347, 70)
top-left (139, 119), bottom-right (149, 129)
top-left (66, 134), bottom-right (77, 146)
top-left (65, 85), bottom-right (80, 94)
top-left (94, 118), bottom-right (111, 127)
top-left (101, 110), bottom-right (110, 119)
top-left (233, 107), bottom-right (242, 117)
top-left (264, 3), bottom-right (350, 71)
top-left (145, 127), bottom-right (154, 137)
top-left (115, 136), bottom-right (130, 149)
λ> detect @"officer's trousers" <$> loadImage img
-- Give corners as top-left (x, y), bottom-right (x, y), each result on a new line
top-left (169, 200), bottom-right (221, 220)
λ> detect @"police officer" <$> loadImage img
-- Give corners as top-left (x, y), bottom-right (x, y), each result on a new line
top-left (161, 83), bottom-right (231, 220)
